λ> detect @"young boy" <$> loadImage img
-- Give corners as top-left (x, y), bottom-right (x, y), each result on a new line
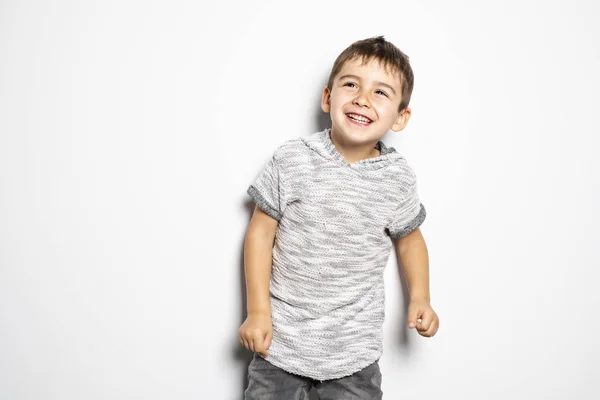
top-left (239, 36), bottom-right (439, 399)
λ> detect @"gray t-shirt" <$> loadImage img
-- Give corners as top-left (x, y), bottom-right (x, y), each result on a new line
top-left (247, 128), bottom-right (426, 381)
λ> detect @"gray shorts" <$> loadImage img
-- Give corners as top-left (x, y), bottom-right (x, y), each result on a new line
top-left (244, 353), bottom-right (383, 400)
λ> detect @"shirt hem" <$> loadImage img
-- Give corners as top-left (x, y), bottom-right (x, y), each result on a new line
top-left (260, 353), bottom-right (382, 382)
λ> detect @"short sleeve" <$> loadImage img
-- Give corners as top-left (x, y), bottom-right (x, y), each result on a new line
top-left (247, 155), bottom-right (285, 221)
top-left (387, 177), bottom-right (427, 239)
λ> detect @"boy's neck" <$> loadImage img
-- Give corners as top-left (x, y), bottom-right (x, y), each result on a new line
top-left (330, 130), bottom-right (381, 164)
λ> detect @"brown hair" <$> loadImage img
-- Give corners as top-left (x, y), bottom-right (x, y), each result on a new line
top-left (326, 36), bottom-right (414, 112)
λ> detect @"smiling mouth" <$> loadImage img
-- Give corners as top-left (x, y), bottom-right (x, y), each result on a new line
top-left (346, 113), bottom-right (373, 125)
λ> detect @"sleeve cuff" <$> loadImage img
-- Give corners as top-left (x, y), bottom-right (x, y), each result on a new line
top-left (388, 203), bottom-right (426, 239)
top-left (247, 185), bottom-right (282, 221)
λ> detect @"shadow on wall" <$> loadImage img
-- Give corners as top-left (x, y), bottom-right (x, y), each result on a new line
top-left (313, 80), bottom-right (331, 133)
top-left (234, 79), bottom-right (414, 399)
top-left (394, 257), bottom-right (415, 353)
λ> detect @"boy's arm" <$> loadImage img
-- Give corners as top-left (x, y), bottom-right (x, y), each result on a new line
top-left (393, 227), bottom-right (439, 337)
top-left (244, 205), bottom-right (278, 314)
top-left (239, 205), bottom-right (278, 356)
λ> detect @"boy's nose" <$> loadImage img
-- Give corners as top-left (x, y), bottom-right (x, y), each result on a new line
top-left (353, 91), bottom-right (371, 107)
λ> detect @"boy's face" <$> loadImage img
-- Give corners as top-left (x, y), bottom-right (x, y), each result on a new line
top-left (321, 57), bottom-right (411, 148)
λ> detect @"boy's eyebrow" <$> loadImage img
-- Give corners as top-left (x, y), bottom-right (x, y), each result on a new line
top-left (338, 74), bottom-right (397, 96)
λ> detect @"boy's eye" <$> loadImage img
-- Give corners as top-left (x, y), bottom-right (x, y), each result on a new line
top-left (375, 90), bottom-right (388, 97)
top-left (343, 82), bottom-right (357, 88)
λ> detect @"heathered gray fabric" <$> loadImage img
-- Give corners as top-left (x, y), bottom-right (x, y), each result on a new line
top-left (247, 128), bottom-right (425, 381)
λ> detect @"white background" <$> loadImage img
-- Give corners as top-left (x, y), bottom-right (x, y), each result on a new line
top-left (1, 0), bottom-right (599, 399)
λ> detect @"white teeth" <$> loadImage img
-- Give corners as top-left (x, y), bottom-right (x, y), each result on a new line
top-left (347, 113), bottom-right (371, 124)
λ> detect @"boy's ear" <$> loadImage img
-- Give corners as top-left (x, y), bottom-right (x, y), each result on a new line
top-left (321, 87), bottom-right (331, 113)
top-left (391, 107), bottom-right (411, 132)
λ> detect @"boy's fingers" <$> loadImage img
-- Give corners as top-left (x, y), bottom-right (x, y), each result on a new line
top-left (257, 348), bottom-right (268, 357)
top-left (253, 337), bottom-right (267, 356)
top-left (408, 307), bottom-right (422, 329)
top-left (255, 331), bottom-right (272, 357)
top-left (418, 314), bottom-right (439, 337)
top-left (427, 320), bottom-right (439, 336)
top-left (420, 319), bottom-right (439, 337)
top-left (418, 313), bottom-right (432, 331)
top-left (247, 335), bottom-right (255, 352)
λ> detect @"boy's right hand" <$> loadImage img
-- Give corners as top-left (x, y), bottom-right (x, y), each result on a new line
top-left (238, 312), bottom-right (272, 357)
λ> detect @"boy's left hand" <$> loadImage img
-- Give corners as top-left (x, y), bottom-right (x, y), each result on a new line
top-left (408, 299), bottom-right (439, 337)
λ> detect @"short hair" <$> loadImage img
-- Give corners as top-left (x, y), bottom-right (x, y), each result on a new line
top-left (326, 36), bottom-right (414, 112)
